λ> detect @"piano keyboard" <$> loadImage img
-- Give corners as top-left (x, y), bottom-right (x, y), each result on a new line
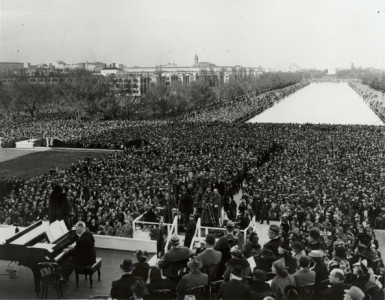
top-left (53, 241), bottom-right (76, 262)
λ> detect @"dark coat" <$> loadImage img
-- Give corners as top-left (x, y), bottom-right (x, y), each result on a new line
top-left (49, 191), bottom-right (71, 229)
top-left (218, 279), bottom-right (258, 300)
top-left (184, 219), bottom-right (196, 247)
top-left (70, 230), bottom-right (96, 267)
top-left (263, 237), bottom-right (281, 257)
top-left (147, 277), bottom-right (174, 293)
top-left (132, 261), bottom-right (150, 282)
top-left (322, 282), bottom-right (351, 300)
top-left (110, 274), bottom-right (143, 300)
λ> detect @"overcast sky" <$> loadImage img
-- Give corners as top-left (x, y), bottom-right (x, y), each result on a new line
top-left (1, 0), bottom-right (385, 71)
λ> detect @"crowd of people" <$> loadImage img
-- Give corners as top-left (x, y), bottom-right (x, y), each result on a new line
top-left (349, 82), bottom-right (385, 123)
top-left (0, 81), bottom-right (385, 299)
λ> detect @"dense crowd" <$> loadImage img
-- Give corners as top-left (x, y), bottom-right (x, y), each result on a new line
top-left (0, 82), bottom-right (385, 299)
top-left (0, 82), bottom-right (308, 148)
top-left (349, 82), bottom-right (385, 123)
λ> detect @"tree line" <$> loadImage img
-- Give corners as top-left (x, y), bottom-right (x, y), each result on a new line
top-left (0, 70), bottom-right (311, 122)
top-left (335, 68), bottom-right (385, 92)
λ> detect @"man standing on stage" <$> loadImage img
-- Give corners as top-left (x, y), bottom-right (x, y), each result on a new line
top-left (212, 189), bottom-right (221, 226)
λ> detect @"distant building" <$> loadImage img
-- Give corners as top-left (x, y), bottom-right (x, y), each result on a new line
top-left (54, 61), bottom-right (85, 70)
top-left (100, 64), bottom-right (121, 76)
top-left (0, 62), bottom-right (24, 71)
top-left (289, 64), bottom-right (300, 73)
top-left (85, 61), bottom-right (106, 72)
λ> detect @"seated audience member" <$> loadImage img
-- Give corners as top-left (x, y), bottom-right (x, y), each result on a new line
top-left (249, 269), bottom-right (274, 300)
top-left (328, 246), bottom-right (352, 275)
top-left (255, 249), bottom-right (276, 273)
top-left (271, 258), bottom-right (296, 299)
top-left (322, 268), bottom-right (350, 300)
top-left (60, 221), bottom-right (96, 282)
top-left (351, 260), bottom-right (370, 292)
top-left (218, 264), bottom-right (258, 300)
top-left (343, 286), bottom-right (365, 300)
top-left (176, 256), bottom-right (208, 300)
top-left (285, 285), bottom-right (300, 300)
top-left (132, 250), bottom-right (150, 282)
top-left (291, 241), bottom-right (306, 270)
top-left (308, 250), bottom-right (328, 300)
top-left (293, 256), bottom-right (316, 287)
top-left (223, 247), bottom-right (251, 282)
top-left (277, 241), bottom-right (297, 274)
top-left (158, 233), bottom-right (192, 276)
top-left (110, 259), bottom-right (143, 300)
top-left (146, 266), bottom-right (174, 293)
top-left (130, 280), bottom-right (149, 300)
top-left (197, 234), bottom-right (222, 266)
top-left (195, 240), bottom-right (206, 255)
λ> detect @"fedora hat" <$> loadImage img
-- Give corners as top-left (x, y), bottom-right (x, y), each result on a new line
top-left (130, 280), bottom-right (148, 297)
top-left (188, 256), bottom-right (203, 271)
top-left (120, 259), bottom-right (134, 272)
top-left (171, 233), bottom-right (180, 246)
top-left (135, 250), bottom-right (149, 259)
top-left (344, 286), bottom-right (365, 300)
top-left (261, 249), bottom-right (276, 260)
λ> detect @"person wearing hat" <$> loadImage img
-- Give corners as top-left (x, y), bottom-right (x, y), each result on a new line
top-left (49, 184), bottom-right (72, 229)
top-left (305, 228), bottom-right (325, 253)
top-left (322, 268), bottom-right (350, 300)
top-left (308, 250), bottom-right (328, 300)
top-left (184, 214), bottom-right (196, 247)
top-left (343, 286), bottom-right (365, 300)
top-left (130, 280), bottom-right (149, 300)
top-left (255, 249), bottom-right (276, 273)
top-left (271, 258), bottom-right (296, 299)
top-left (132, 250), bottom-right (150, 282)
top-left (197, 234), bottom-right (222, 267)
top-left (351, 259), bottom-right (370, 292)
top-left (110, 259), bottom-right (143, 299)
top-left (214, 220), bottom-right (236, 276)
top-left (158, 233), bottom-right (192, 277)
top-left (218, 264), bottom-right (258, 300)
top-left (176, 256), bottom-right (208, 300)
top-left (328, 246), bottom-right (352, 275)
top-left (249, 269), bottom-right (273, 298)
top-left (293, 256), bottom-right (315, 287)
top-left (263, 224), bottom-right (281, 257)
top-left (277, 241), bottom-right (297, 274)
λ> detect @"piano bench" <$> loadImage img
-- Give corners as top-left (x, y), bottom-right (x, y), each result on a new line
top-left (74, 257), bottom-right (102, 289)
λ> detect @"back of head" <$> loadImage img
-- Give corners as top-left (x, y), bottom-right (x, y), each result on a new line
top-left (286, 289), bottom-right (299, 300)
top-left (299, 256), bottom-right (311, 268)
top-left (274, 259), bottom-right (288, 277)
top-left (149, 266), bottom-right (161, 280)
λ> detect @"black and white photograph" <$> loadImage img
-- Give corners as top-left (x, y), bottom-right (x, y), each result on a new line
top-left (0, 0), bottom-right (385, 299)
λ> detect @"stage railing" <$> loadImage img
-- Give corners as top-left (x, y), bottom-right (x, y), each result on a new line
top-left (189, 218), bottom-right (201, 250)
top-left (164, 216), bottom-right (179, 254)
top-left (132, 211), bottom-right (173, 239)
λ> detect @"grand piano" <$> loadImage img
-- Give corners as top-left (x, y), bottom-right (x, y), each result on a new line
top-left (0, 220), bottom-right (77, 294)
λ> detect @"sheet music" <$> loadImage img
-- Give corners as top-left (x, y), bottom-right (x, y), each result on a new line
top-left (10, 222), bottom-right (49, 245)
top-left (46, 220), bottom-right (66, 243)
top-left (59, 220), bottom-right (69, 234)
top-left (247, 256), bottom-right (256, 271)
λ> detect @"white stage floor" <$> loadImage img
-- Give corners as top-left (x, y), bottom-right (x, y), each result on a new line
top-left (248, 83), bottom-right (383, 125)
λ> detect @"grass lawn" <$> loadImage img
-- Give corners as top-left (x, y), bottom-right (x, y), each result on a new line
top-left (0, 149), bottom-right (115, 179)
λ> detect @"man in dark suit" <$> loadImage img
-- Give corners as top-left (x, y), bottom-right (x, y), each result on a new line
top-left (212, 189), bottom-right (221, 226)
top-left (322, 268), bottom-right (351, 300)
top-left (293, 256), bottom-right (316, 288)
top-left (218, 265), bottom-right (258, 300)
top-left (197, 234), bottom-right (222, 267)
top-left (110, 259), bottom-right (143, 300)
top-left (184, 214), bottom-right (196, 247)
top-left (158, 233), bottom-right (192, 276)
top-left (263, 224), bottom-right (281, 257)
top-left (60, 221), bottom-right (96, 282)
top-left (309, 250), bottom-right (329, 300)
top-left (214, 221), bottom-right (235, 277)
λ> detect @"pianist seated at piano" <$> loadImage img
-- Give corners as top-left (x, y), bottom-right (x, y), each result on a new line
top-left (60, 221), bottom-right (96, 283)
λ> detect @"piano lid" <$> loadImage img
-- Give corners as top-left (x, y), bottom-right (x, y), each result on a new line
top-left (8, 221), bottom-right (49, 245)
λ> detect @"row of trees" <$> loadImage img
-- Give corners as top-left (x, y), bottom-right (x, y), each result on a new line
top-left (0, 70), bottom-right (308, 122)
top-left (335, 68), bottom-right (385, 91)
